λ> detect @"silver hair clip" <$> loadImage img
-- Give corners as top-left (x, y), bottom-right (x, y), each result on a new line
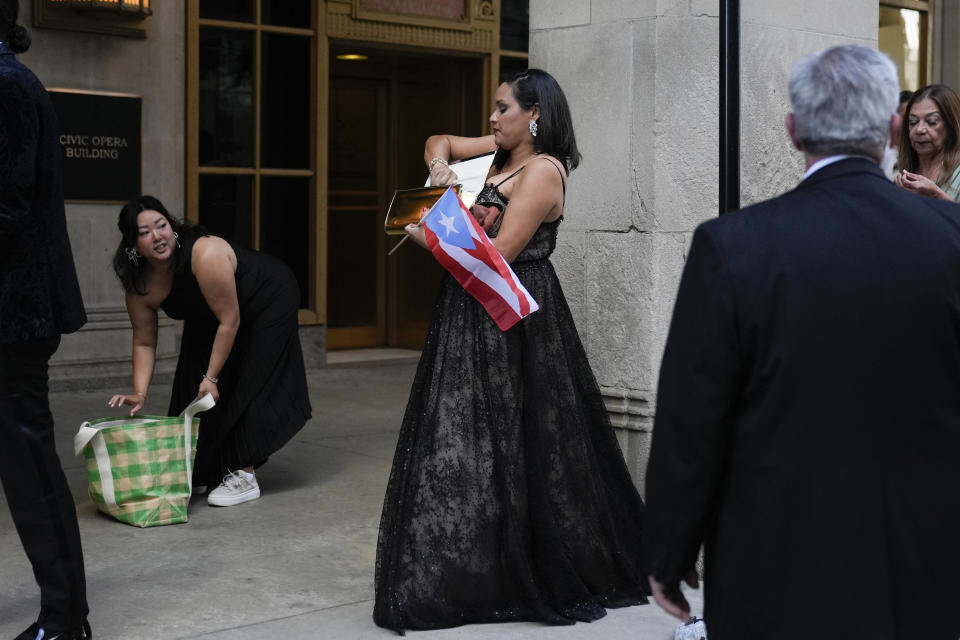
top-left (124, 247), bottom-right (141, 266)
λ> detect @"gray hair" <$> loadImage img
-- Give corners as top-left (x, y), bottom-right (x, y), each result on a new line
top-left (789, 45), bottom-right (899, 159)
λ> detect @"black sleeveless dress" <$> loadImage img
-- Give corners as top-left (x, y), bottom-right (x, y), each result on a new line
top-left (160, 234), bottom-right (311, 486)
top-left (373, 170), bottom-right (649, 632)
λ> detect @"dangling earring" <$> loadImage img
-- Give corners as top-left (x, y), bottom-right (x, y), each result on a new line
top-left (124, 247), bottom-right (141, 266)
top-left (529, 119), bottom-right (538, 137)
top-left (174, 231), bottom-right (181, 248)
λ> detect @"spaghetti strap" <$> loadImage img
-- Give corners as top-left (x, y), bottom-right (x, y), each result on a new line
top-left (493, 158), bottom-right (566, 191)
top-left (549, 160), bottom-right (566, 205)
top-left (492, 165), bottom-right (527, 188)
top-left (488, 157), bottom-right (567, 209)
top-left (536, 157), bottom-right (567, 208)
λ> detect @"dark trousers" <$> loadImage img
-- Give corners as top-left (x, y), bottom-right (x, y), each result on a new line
top-left (0, 337), bottom-right (88, 631)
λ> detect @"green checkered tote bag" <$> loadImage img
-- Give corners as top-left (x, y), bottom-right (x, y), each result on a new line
top-left (73, 394), bottom-right (215, 527)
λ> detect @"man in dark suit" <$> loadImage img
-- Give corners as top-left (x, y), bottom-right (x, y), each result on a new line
top-left (644, 44), bottom-right (960, 639)
top-left (0, 1), bottom-right (91, 638)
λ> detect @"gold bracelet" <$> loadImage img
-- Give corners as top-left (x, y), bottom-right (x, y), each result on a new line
top-left (203, 374), bottom-right (219, 384)
top-left (428, 157), bottom-right (448, 171)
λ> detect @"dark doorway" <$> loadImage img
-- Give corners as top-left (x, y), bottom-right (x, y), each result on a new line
top-left (326, 45), bottom-right (485, 349)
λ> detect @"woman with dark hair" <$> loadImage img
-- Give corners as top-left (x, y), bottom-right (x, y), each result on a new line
top-left (425, 68), bottom-right (581, 235)
top-left (108, 195), bottom-right (311, 507)
top-left (373, 69), bottom-right (649, 632)
top-left (1, 2), bottom-right (92, 638)
top-left (894, 83), bottom-right (960, 201)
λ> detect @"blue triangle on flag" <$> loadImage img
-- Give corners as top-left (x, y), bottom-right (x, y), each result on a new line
top-left (424, 187), bottom-right (477, 250)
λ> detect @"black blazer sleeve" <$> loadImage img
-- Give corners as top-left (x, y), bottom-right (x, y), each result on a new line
top-left (0, 54), bottom-right (86, 343)
top-left (0, 75), bottom-right (38, 238)
top-left (643, 223), bottom-right (742, 583)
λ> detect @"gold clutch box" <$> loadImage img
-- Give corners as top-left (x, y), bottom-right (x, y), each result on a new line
top-left (384, 184), bottom-right (461, 235)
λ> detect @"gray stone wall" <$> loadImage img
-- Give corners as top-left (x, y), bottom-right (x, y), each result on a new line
top-left (530, 0), bottom-right (875, 494)
top-left (740, 0), bottom-right (878, 206)
top-left (18, 3), bottom-right (186, 389)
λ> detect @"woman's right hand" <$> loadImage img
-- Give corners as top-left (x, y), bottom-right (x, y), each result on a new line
top-left (404, 223), bottom-right (428, 249)
top-left (429, 163), bottom-right (459, 187)
top-left (108, 393), bottom-right (145, 416)
top-left (470, 204), bottom-right (502, 233)
top-left (198, 377), bottom-right (219, 403)
top-left (895, 170), bottom-right (950, 200)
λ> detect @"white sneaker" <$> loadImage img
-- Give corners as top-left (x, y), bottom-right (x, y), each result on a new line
top-left (207, 470), bottom-right (260, 507)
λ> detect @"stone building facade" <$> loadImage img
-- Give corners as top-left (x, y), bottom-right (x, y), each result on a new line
top-left (16, 0), bottom-right (960, 488)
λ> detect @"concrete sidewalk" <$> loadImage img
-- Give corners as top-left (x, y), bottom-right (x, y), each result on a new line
top-left (0, 362), bottom-right (702, 639)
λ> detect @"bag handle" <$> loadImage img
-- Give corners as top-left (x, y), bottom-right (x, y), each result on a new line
top-left (179, 393), bottom-right (216, 494)
top-left (74, 420), bottom-right (119, 509)
top-left (180, 392), bottom-right (216, 419)
top-left (73, 394), bottom-right (215, 456)
top-left (74, 421), bottom-right (100, 456)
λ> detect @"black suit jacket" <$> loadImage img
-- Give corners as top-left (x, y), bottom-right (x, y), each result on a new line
top-left (644, 158), bottom-right (960, 639)
top-left (0, 43), bottom-right (85, 344)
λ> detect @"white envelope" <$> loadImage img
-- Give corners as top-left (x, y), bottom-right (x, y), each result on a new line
top-left (425, 152), bottom-right (495, 208)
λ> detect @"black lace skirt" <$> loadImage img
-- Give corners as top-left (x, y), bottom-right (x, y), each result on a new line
top-left (373, 258), bottom-right (649, 632)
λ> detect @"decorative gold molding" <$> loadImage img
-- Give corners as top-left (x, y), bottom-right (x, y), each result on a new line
top-left (32, 0), bottom-right (150, 38)
top-left (327, 0), bottom-right (495, 52)
top-left (476, 0), bottom-right (496, 21)
top-left (351, 0), bottom-right (471, 31)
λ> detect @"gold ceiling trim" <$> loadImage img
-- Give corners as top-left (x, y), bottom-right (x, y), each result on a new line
top-left (327, 0), bottom-right (496, 52)
top-left (33, 0), bottom-right (151, 38)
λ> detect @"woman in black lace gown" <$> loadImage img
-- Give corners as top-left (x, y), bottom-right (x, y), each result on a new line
top-left (374, 69), bottom-right (649, 633)
top-left (108, 196), bottom-right (311, 507)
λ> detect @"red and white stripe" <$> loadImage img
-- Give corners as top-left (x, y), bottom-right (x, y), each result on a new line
top-left (423, 189), bottom-right (539, 331)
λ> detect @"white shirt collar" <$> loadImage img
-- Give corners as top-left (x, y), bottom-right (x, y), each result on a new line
top-left (802, 154), bottom-right (878, 181)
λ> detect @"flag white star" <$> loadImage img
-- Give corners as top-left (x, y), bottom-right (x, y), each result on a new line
top-left (439, 212), bottom-right (459, 238)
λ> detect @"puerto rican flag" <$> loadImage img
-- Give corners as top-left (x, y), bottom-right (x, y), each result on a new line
top-left (423, 186), bottom-right (539, 331)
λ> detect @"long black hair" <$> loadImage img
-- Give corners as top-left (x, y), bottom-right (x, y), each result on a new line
top-left (0, 0), bottom-right (30, 53)
top-left (492, 68), bottom-right (581, 173)
top-left (113, 195), bottom-right (198, 295)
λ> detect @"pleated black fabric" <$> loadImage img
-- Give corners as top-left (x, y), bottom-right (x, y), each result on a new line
top-left (373, 218), bottom-right (649, 632)
top-left (161, 234), bottom-right (311, 485)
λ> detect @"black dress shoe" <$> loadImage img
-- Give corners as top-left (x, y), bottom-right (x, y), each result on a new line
top-left (13, 623), bottom-right (40, 640)
top-left (13, 620), bottom-right (91, 640)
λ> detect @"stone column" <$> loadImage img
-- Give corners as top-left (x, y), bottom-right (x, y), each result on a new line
top-left (529, 0), bottom-right (875, 494)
